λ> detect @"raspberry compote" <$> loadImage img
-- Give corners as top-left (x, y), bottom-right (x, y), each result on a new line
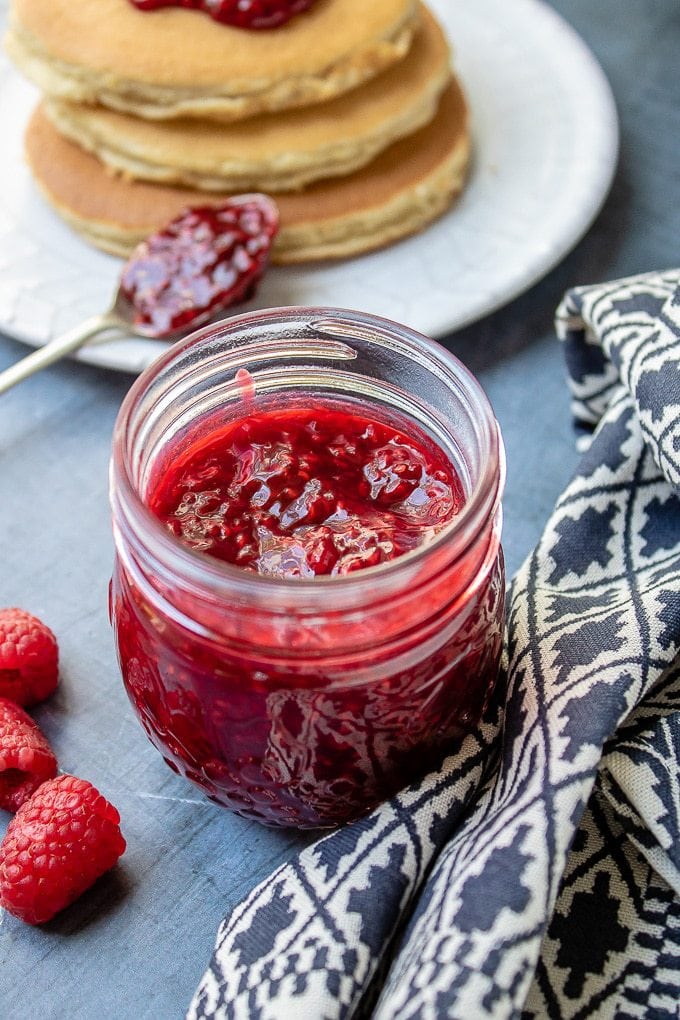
top-left (110, 308), bottom-right (505, 828)
top-left (148, 406), bottom-right (464, 578)
top-left (129, 0), bottom-right (316, 31)
top-left (120, 197), bottom-right (278, 339)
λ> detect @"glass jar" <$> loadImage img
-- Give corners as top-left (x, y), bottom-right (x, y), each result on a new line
top-left (109, 307), bottom-right (505, 828)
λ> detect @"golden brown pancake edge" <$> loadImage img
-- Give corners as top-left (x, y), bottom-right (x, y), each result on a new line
top-left (25, 79), bottom-right (470, 264)
top-left (7, 0), bottom-right (420, 120)
top-left (41, 5), bottom-right (450, 194)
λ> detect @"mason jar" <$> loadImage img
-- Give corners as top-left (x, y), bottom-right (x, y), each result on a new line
top-left (109, 307), bottom-right (505, 828)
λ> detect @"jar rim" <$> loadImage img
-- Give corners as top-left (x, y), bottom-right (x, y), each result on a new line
top-left (111, 306), bottom-right (504, 602)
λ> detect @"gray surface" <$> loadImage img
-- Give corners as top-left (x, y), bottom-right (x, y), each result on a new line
top-left (0, 1), bottom-right (678, 1016)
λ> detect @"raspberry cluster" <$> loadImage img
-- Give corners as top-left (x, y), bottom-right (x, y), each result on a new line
top-left (0, 608), bottom-right (125, 925)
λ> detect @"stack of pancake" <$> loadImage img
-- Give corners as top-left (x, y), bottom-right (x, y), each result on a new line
top-left (5, 0), bottom-right (470, 263)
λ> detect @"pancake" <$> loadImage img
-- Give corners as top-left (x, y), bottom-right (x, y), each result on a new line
top-left (25, 79), bottom-right (470, 264)
top-left (43, 5), bottom-right (449, 194)
top-left (6, 0), bottom-right (418, 121)
top-left (25, 82), bottom-right (469, 264)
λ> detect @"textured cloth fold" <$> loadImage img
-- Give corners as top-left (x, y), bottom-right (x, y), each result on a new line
top-left (188, 270), bottom-right (680, 1019)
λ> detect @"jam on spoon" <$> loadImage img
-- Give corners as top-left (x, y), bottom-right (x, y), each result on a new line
top-left (119, 197), bottom-right (279, 338)
top-left (128, 0), bottom-right (316, 30)
top-left (0, 194), bottom-right (279, 395)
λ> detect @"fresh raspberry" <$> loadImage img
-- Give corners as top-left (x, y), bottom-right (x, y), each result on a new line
top-left (0, 607), bottom-right (59, 707)
top-left (131, 0), bottom-right (315, 30)
top-left (0, 698), bottom-right (58, 811)
top-left (0, 775), bottom-right (126, 925)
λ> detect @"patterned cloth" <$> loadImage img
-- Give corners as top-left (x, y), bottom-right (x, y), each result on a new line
top-left (188, 270), bottom-right (680, 1019)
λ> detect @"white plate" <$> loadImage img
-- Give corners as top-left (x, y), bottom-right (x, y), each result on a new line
top-left (0, 0), bottom-right (617, 374)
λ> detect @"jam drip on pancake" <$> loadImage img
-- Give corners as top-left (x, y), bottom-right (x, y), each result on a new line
top-left (129, 0), bottom-right (316, 30)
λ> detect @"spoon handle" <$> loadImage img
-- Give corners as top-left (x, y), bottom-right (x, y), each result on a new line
top-left (0, 311), bottom-right (125, 396)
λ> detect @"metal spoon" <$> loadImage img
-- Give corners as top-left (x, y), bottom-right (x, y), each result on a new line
top-left (0, 289), bottom-right (140, 396)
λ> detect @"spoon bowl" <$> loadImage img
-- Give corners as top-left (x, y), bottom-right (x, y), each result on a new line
top-left (0, 195), bottom-right (279, 395)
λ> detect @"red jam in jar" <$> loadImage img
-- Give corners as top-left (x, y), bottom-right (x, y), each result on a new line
top-left (110, 308), bottom-right (505, 828)
top-left (148, 406), bottom-right (465, 577)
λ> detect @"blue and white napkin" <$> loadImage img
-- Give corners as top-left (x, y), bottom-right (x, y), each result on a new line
top-left (188, 269), bottom-right (680, 1019)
